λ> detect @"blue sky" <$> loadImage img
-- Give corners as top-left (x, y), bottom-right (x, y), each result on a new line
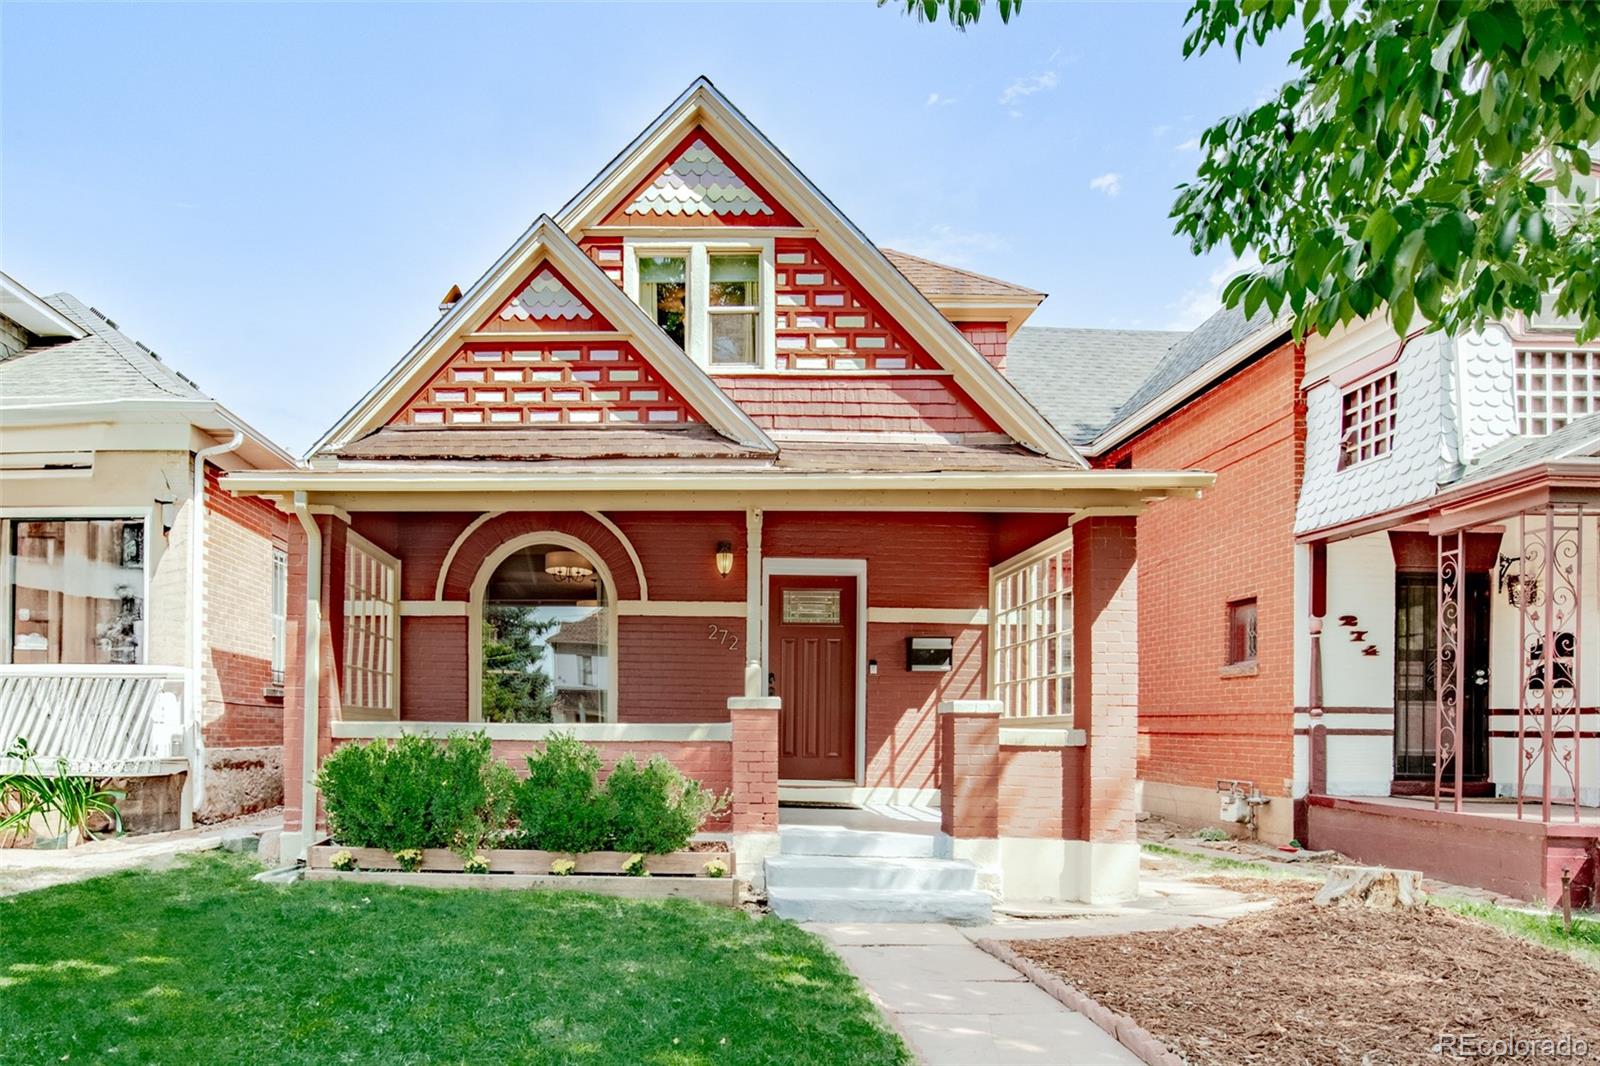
top-left (2, 2), bottom-right (1292, 453)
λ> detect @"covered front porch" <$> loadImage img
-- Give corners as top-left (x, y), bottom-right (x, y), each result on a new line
top-left (1304, 454), bottom-right (1600, 904)
top-left (226, 464), bottom-right (1206, 902)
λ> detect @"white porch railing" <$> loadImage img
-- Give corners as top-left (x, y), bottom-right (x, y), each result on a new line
top-left (0, 665), bottom-right (191, 776)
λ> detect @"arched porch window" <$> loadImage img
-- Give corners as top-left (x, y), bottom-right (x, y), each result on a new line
top-left (480, 542), bottom-right (610, 723)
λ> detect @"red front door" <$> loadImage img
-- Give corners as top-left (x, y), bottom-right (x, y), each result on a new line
top-left (769, 575), bottom-right (856, 781)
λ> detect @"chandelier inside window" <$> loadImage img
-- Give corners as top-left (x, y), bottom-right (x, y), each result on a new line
top-left (544, 550), bottom-right (595, 584)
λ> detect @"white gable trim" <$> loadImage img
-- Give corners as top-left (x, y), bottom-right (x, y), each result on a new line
top-left (309, 217), bottom-right (775, 457)
top-left (554, 77), bottom-right (1084, 467)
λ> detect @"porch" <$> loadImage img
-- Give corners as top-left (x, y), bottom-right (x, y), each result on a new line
top-left (1304, 451), bottom-right (1600, 903)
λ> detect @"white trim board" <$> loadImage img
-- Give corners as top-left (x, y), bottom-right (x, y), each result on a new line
top-left (762, 557), bottom-right (868, 787)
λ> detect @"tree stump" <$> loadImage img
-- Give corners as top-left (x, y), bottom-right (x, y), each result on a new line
top-left (1313, 865), bottom-right (1427, 909)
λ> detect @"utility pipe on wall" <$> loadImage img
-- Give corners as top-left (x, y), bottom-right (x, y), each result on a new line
top-left (290, 491), bottom-right (323, 861)
top-left (188, 430), bottom-right (244, 820)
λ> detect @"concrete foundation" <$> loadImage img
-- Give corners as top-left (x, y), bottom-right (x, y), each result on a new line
top-left (1138, 778), bottom-right (1296, 844)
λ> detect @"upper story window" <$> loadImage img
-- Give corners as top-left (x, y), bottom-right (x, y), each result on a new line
top-left (1515, 347), bottom-right (1600, 436)
top-left (626, 240), bottom-right (773, 370)
top-left (1338, 371), bottom-right (1396, 470)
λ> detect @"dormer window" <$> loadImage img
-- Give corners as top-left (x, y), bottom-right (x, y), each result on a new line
top-left (625, 239), bottom-right (774, 370)
top-left (1338, 371), bottom-right (1396, 470)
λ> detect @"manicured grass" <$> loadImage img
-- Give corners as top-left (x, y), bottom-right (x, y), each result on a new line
top-left (0, 854), bottom-right (909, 1065)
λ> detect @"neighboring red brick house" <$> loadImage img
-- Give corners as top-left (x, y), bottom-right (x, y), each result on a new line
top-left (227, 79), bottom-right (1209, 902)
top-left (0, 271), bottom-right (296, 830)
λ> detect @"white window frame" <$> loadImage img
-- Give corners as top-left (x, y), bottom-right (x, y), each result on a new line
top-left (269, 546), bottom-right (288, 687)
top-left (341, 529), bottom-right (401, 722)
top-left (0, 507), bottom-right (158, 668)
top-left (622, 237), bottom-right (776, 371)
top-left (988, 533), bottom-right (1074, 725)
top-left (467, 531), bottom-right (620, 723)
top-left (1337, 370), bottom-right (1397, 470)
top-left (1514, 344), bottom-right (1600, 436)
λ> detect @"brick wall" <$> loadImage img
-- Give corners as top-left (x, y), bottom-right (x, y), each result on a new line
top-left (998, 745), bottom-right (1085, 839)
top-left (1106, 341), bottom-right (1304, 801)
top-left (201, 466), bottom-right (290, 751)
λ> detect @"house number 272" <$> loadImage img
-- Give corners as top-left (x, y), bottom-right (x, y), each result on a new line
top-left (707, 624), bottom-right (740, 651)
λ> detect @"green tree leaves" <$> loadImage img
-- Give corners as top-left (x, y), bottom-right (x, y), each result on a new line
top-left (879, 0), bottom-right (1020, 29)
top-left (1174, 0), bottom-right (1600, 341)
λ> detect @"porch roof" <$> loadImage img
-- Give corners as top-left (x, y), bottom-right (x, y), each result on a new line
top-left (222, 460), bottom-right (1214, 513)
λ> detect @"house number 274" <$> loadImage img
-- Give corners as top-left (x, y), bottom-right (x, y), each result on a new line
top-left (707, 624), bottom-right (740, 651)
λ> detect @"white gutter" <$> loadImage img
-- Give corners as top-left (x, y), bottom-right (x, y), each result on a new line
top-left (187, 431), bottom-right (243, 818)
top-left (289, 490), bottom-right (323, 861)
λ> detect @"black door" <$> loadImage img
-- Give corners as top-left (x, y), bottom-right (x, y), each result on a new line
top-left (1393, 571), bottom-right (1489, 780)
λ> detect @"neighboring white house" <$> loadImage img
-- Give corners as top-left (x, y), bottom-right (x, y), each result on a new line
top-left (0, 272), bottom-right (295, 829)
top-left (1294, 306), bottom-right (1600, 808)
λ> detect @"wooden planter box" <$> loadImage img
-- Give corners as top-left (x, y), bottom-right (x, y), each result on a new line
top-left (304, 844), bottom-right (738, 906)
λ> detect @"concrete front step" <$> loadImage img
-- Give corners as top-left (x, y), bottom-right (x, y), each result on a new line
top-left (779, 824), bottom-right (939, 859)
top-left (767, 886), bottom-right (993, 925)
top-left (767, 854), bottom-right (979, 893)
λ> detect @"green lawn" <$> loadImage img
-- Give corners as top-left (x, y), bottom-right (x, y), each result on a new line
top-left (0, 854), bottom-right (909, 1065)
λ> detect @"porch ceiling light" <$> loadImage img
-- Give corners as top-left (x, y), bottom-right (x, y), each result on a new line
top-left (545, 550), bottom-right (594, 583)
top-left (715, 541), bottom-right (734, 577)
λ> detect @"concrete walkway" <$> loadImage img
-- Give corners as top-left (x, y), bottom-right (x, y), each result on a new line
top-left (810, 862), bottom-right (1274, 1064)
top-left (0, 810), bottom-right (281, 896)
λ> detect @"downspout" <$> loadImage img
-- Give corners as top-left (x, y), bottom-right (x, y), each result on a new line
top-left (188, 430), bottom-right (244, 820)
top-left (291, 491), bottom-right (322, 860)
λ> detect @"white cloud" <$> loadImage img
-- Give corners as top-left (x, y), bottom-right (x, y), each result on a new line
top-left (881, 224), bottom-right (1006, 269)
top-left (998, 71), bottom-right (1058, 107)
top-left (1174, 135), bottom-right (1201, 152)
top-left (1089, 172), bottom-right (1122, 197)
top-left (925, 92), bottom-right (955, 108)
top-left (1151, 124), bottom-right (1172, 138)
top-left (1166, 251), bottom-right (1260, 329)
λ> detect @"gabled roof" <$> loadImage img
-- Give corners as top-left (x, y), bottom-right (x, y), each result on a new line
top-left (554, 76), bottom-right (1081, 466)
top-left (309, 216), bottom-right (776, 458)
top-left (1085, 305), bottom-right (1291, 454)
top-left (1006, 326), bottom-right (1183, 445)
top-left (0, 286), bottom-right (294, 467)
top-left (880, 249), bottom-right (1043, 301)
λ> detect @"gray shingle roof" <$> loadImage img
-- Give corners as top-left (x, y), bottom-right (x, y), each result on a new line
top-left (1005, 326), bottom-right (1183, 445)
top-left (1108, 305), bottom-right (1285, 428)
top-left (1448, 412), bottom-right (1600, 488)
top-left (0, 293), bottom-right (211, 406)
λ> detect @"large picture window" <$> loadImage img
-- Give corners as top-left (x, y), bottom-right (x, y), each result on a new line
top-left (481, 542), bottom-right (610, 723)
top-left (6, 517), bottom-right (144, 665)
top-left (992, 546), bottom-right (1073, 722)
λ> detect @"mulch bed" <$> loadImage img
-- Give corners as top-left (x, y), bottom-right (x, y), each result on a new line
top-left (1010, 898), bottom-right (1600, 1065)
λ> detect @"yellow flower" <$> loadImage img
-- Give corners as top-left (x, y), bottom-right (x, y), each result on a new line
top-left (702, 859), bottom-right (728, 879)
top-left (550, 858), bottom-right (577, 876)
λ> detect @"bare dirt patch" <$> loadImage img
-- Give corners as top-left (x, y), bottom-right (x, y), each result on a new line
top-left (1010, 899), bottom-right (1600, 1065)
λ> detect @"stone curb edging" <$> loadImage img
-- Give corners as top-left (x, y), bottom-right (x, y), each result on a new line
top-left (974, 938), bottom-right (1187, 1066)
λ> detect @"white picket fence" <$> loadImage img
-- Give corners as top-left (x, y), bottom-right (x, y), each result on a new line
top-left (0, 665), bottom-right (191, 776)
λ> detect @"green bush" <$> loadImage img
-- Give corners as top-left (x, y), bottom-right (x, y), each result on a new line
top-left (605, 754), bottom-right (728, 856)
top-left (317, 732), bottom-right (515, 856)
top-left (512, 734), bottom-right (614, 853)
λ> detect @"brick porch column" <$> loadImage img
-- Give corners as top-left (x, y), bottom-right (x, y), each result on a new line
top-left (1072, 516), bottom-right (1140, 892)
top-left (728, 697), bottom-right (780, 833)
top-left (938, 699), bottom-right (1001, 841)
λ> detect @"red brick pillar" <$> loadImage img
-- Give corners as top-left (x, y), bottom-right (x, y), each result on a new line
top-left (1073, 516), bottom-right (1139, 846)
top-left (728, 697), bottom-right (780, 833)
top-left (939, 700), bottom-right (1001, 841)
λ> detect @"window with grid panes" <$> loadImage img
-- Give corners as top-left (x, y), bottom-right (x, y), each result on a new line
top-left (1338, 371), bottom-right (1396, 470)
top-left (991, 547), bottom-right (1073, 721)
top-left (341, 535), bottom-right (399, 719)
top-left (1515, 347), bottom-right (1600, 436)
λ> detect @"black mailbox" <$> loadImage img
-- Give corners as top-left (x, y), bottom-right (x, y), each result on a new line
top-left (907, 636), bottom-right (954, 672)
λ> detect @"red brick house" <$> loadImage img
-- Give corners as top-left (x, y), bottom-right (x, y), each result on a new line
top-left (226, 79), bottom-right (1209, 909)
top-left (1014, 294), bottom-right (1600, 905)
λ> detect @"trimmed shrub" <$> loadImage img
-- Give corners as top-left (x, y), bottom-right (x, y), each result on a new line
top-left (512, 734), bottom-right (614, 853)
top-left (316, 732), bottom-right (515, 855)
top-left (605, 755), bottom-right (728, 856)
